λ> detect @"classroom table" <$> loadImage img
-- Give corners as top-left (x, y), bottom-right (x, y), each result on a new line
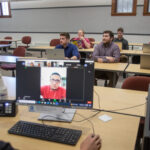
top-left (94, 62), bottom-right (128, 72)
top-left (92, 42), bottom-right (143, 50)
top-left (120, 50), bottom-right (150, 56)
top-left (125, 64), bottom-right (150, 75)
top-left (0, 44), bottom-right (12, 53)
top-left (94, 86), bottom-right (147, 117)
top-left (129, 43), bottom-right (143, 50)
top-left (0, 39), bottom-right (21, 47)
top-left (0, 76), bottom-right (143, 150)
top-left (28, 46), bottom-right (55, 57)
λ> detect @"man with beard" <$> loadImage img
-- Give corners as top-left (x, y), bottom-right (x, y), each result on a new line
top-left (93, 30), bottom-right (120, 87)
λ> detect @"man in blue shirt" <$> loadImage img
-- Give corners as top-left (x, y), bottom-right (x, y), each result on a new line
top-left (56, 32), bottom-right (79, 59)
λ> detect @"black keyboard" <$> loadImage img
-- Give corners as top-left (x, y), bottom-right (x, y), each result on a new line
top-left (8, 120), bottom-right (82, 145)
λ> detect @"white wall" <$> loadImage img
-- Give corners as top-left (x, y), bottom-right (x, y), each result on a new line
top-left (0, 0), bottom-right (149, 46)
top-left (11, 0), bottom-right (144, 9)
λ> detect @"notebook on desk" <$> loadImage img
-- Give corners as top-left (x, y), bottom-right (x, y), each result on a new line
top-left (46, 49), bottom-right (65, 59)
top-left (143, 44), bottom-right (150, 53)
top-left (71, 39), bottom-right (82, 48)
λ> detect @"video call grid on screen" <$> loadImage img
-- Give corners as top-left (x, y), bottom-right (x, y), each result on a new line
top-left (16, 59), bottom-right (94, 109)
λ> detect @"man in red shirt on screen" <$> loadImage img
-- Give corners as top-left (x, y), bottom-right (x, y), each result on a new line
top-left (41, 72), bottom-right (66, 100)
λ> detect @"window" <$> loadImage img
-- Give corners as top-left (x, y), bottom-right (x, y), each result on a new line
top-left (0, 1), bottom-right (11, 18)
top-left (111, 0), bottom-right (137, 16)
top-left (143, 0), bottom-right (150, 15)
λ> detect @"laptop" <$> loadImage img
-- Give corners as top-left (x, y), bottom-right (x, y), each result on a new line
top-left (143, 44), bottom-right (150, 53)
top-left (114, 42), bottom-right (122, 51)
top-left (46, 49), bottom-right (65, 59)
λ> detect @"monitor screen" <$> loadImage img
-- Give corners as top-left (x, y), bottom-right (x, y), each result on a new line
top-left (16, 59), bottom-right (94, 109)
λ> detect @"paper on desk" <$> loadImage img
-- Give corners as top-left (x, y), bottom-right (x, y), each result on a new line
top-left (99, 114), bottom-right (112, 122)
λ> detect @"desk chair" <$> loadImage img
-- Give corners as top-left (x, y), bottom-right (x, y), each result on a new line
top-left (19, 36), bottom-right (31, 56)
top-left (1, 47), bottom-right (26, 77)
top-left (122, 76), bottom-right (150, 149)
top-left (20, 36), bottom-right (31, 48)
top-left (122, 76), bottom-right (150, 91)
top-left (50, 39), bottom-right (60, 46)
top-left (0, 36), bottom-right (12, 53)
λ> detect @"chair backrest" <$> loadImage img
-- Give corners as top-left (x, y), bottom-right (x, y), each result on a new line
top-left (22, 36), bottom-right (31, 45)
top-left (50, 39), bottom-right (60, 46)
top-left (122, 76), bottom-right (150, 91)
top-left (13, 47), bottom-right (26, 57)
top-left (88, 38), bottom-right (95, 48)
top-left (5, 36), bottom-right (12, 40)
top-left (5, 36), bottom-right (12, 44)
top-left (0, 36), bottom-right (12, 44)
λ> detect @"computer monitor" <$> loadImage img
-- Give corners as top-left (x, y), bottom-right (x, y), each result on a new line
top-left (142, 85), bottom-right (150, 150)
top-left (16, 58), bottom-right (94, 122)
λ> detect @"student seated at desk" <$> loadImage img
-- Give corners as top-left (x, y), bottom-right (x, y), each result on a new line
top-left (55, 32), bottom-right (79, 60)
top-left (114, 27), bottom-right (129, 50)
top-left (72, 29), bottom-right (91, 58)
top-left (73, 29), bottom-right (91, 49)
top-left (0, 134), bottom-right (102, 150)
top-left (93, 30), bottom-right (120, 87)
top-left (114, 27), bottom-right (129, 63)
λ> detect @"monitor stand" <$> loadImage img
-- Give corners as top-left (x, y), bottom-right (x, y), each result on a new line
top-left (28, 105), bottom-right (76, 122)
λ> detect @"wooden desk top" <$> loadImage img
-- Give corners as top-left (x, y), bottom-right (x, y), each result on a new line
top-left (0, 106), bottom-right (140, 150)
top-left (30, 46), bottom-right (55, 50)
top-left (121, 50), bottom-right (150, 56)
top-left (129, 43), bottom-right (143, 46)
top-left (94, 86), bottom-right (147, 117)
top-left (95, 62), bottom-right (128, 72)
top-left (79, 48), bottom-right (94, 52)
top-left (126, 64), bottom-right (150, 75)
top-left (92, 42), bottom-right (143, 47)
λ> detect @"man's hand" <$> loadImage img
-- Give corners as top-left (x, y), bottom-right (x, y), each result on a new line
top-left (106, 57), bottom-right (115, 63)
top-left (80, 134), bottom-right (102, 150)
top-left (65, 57), bottom-right (69, 59)
top-left (80, 36), bottom-right (84, 41)
top-left (71, 56), bottom-right (78, 60)
top-left (97, 58), bottom-right (103, 63)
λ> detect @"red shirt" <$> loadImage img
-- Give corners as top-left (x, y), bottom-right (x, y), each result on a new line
top-left (73, 37), bottom-right (90, 49)
top-left (41, 85), bottom-right (66, 99)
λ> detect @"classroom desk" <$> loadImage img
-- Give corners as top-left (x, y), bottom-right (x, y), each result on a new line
top-left (29, 46), bottom-right (55, 57)
top-left (92, 42), bottom-right (143, 50)
top-left (95, 62), bottom-right (128, 72)
top-left (120, 50), bottom-right (150, 56)
top-left (0, 39), bottom-right (21, 47)
top-left (129, 43), bottom-right (143, 50)
top-left (1, 76), bottom-right (142, 150)
top-left (0, 106), bottom-right (140, 150)
top-left (0, 44), bottom-right (12, 53)
top-left (94, 86), bottom-right (147, 117)
top-left (125, 64), bottom-right (150, 75)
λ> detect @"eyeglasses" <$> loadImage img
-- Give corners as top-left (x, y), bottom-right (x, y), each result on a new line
top-left (50, 79), bottom-right (60, 83)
